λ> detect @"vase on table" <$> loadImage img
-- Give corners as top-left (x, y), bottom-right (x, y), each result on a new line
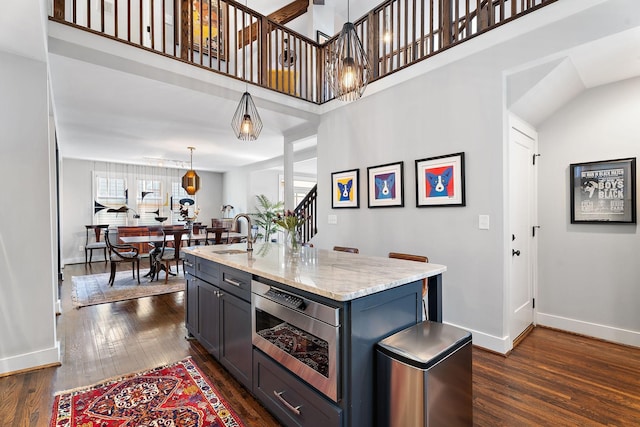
top-left (285, 229), bottom-right (301, 256)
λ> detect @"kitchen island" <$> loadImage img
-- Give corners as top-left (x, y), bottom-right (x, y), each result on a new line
top-left (183, 243), bottom-right (446, 427)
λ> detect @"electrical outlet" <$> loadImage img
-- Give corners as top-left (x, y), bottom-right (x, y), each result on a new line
top-left (79, 245), bottom-right (84, 252)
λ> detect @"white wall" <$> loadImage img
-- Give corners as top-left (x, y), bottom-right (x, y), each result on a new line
top-left (536, 77), bottom-right (640, 346)
top-left (61, 158), bottom-right (224, 264)
top-left (309, 0), bottom-right (640, 352)
top-left (314, 56), bottom-right (508, 350)
top-left (0, 51), bottom-right (59, 374)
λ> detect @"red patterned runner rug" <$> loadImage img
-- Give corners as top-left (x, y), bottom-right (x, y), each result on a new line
top-left (50, 357), bottom-right (245, 427)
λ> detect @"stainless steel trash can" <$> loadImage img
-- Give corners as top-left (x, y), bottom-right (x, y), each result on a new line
top-left (376, 321), bottom-right (472, 427)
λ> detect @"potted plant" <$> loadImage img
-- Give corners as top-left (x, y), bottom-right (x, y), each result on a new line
top-left (251, 194), bottom-right (284, 242)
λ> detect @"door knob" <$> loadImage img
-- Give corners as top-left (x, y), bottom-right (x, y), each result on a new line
top-left (512, 249), bottom-right (521, 256)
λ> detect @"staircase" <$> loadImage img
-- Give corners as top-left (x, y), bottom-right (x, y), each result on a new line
top-left (293, 184), bottom-right (317, 244)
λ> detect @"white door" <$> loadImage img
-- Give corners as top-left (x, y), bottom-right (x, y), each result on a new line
top-left (509, 117), bottom-right (537, 344)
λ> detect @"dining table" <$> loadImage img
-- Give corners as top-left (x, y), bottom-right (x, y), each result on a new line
top-left (119, 231), bottom-right (245, 279)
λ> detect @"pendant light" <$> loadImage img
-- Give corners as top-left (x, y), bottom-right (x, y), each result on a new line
top-left (328, 0), bottom-right (371, 101)
top-left (231, 3), bottom-right (263, 141)
top-left (181, 147), bottom-right (200, 195)
top-left (231, 91), bottom-right (263, 141)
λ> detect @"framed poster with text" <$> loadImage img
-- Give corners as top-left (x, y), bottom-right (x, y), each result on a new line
top-left (570, 157), bottom-right (636, 224)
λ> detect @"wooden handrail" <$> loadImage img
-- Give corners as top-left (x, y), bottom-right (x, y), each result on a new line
top-left (48, 0), bottom-right (556, 104)
top-left (237, 0), bottom-right (309, 49)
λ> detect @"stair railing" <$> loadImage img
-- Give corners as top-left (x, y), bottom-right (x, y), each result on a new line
top-left (293, 184), bottom-right (317, 244)
top-left (49, 0), bottom-right (556, 104)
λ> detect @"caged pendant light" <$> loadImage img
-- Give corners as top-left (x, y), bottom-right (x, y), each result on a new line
top-left (181, 147), bottom-right (200, 195)
top-left (231, 91), bottom-right (263, 141)
top-left (328, 0), bottom-right (371, 101)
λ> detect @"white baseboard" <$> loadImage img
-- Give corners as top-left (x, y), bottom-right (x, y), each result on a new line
top-left (537, 312), bottom-right (640, 348)
top-left (0, 342), bottom-right (61, 376)
top-left (444, 321), bottom-right (511, 355)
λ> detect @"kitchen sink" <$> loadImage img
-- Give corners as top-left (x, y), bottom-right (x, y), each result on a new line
top-left (212, 249), bottom-right (247, 255)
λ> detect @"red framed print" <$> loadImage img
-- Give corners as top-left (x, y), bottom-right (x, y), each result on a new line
top-left (331, 169), bottom-right (359, 208)
top-left (367, 161), bottom-right (404, 208)
top-left (415, 152), bottom-right (466, 207)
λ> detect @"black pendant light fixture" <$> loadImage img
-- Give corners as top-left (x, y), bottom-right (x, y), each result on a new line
top-left (181, 146), bottom-right (200, 195)
top-left (231, 91), bottom-right (263, 141)
top-left (328, 0), bottom-right (371, 101)
top-left (231, 2), bottom-right (263, 141)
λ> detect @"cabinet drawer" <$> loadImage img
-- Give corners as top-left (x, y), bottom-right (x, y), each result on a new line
top-left (253, 350), bottom-right (342, 427)
top-left (194, 258), bottom-right (219, 285)
top-left (219, 265), bottom-right (251, 302)
top-left (184, 254), bottom-right (196, 276)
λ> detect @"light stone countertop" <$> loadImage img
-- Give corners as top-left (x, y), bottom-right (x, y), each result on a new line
top-left (183, 243), bottom-right (447, 301)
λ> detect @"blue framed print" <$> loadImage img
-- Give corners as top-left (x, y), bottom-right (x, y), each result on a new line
top-left (367, 161), bottom-right (404, 208)
top-left (331, 169), bottom-right (359, 208)
top-left (415, 152), bottom-right (466, 207)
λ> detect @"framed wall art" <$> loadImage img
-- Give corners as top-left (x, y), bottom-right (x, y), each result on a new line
top-left (570, 157), bottom-right (636, 224)
top-left (331, 169), bottom-right (359, 208)
top-left (415, 152), bottom-right (466, 207)
top-left (192, 0), bottom-right (227, 59)
top-left (367, 161), bottom-right (404, 208)
top-left (316, 30), bottom-right (331, 44)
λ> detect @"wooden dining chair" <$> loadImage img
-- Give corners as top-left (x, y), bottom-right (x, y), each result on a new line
top-left (104, 230), bottom-right (140, 286)
top-left (389, 252), bottom-right (429, 319)
top-left (154, 229), bottom-right (188, 283)
top-left (333, 246), bottom-right (359, 254)
top-left (85, 224), bottom-right (109, 264)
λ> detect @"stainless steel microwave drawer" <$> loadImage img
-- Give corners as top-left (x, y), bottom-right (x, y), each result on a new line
top-left (253, 349), bottom-right (342, 427)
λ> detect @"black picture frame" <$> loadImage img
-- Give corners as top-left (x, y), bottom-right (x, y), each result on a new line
top-left (415, 152), bottom-right (466, 207)
top-left (367, 161), bottom-right (404, 208)
top-left (316, 30), bottom-right (331, 44)
top-left (570, 157), bottom-right (636, 224)
top-left (331, 169), bottom-right (360, 208)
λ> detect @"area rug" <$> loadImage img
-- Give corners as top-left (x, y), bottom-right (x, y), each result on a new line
top-left (71, 269), bottom-right (185, 308)
top-left (50, 357), bottom-right (245, 427)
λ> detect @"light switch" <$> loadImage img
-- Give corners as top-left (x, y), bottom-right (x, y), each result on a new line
top-left (328, 214), bottom-right (338, 224)
top-left (479, 214), bottom-right (490, 230)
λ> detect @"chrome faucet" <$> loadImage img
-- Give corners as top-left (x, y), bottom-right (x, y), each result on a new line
top-left (233, 213), bottom-right (255, 252)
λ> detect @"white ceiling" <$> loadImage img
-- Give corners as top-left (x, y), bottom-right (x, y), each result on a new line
top-left (4, 0), bottom-right (640, 174)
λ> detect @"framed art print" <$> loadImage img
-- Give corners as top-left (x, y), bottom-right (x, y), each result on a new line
top-left (367, 161), bottom-right (404, 208)
top-left (416, 152), bottom-right (466, 207)
top-left (331, 169), bottom-right (359, 208)
top-left (570, 157), bottom-right (636, 224)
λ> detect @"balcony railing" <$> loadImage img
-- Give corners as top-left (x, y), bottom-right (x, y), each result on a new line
top-left (50, 0), bottom-right (556, 104)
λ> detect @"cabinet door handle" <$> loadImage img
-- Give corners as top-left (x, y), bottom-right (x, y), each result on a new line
top-left (224, 277), bottom-right (242, 287)
top-left (273, 390), bottom-right (301, 416)
top-left (184, 261), bottom-right (194, 268)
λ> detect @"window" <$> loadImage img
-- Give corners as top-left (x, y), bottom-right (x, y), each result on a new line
top-left (171, 181), bottom-right (196, 224)
top-left (94, 175), bottom-right (127, 226)
top-left (136, 179), bottom-right (163, 226)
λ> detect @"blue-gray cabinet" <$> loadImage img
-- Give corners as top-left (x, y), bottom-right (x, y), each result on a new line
top-left (185, 255), bottom-right (252, 390)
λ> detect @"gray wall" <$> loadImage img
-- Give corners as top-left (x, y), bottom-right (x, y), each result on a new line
top-left (310, 0), bottom-right (640, 352)
top-left (313, 55), bottom-right (507, 350)
top-left (61, 158), bottom-right (224, 264)
top-left (537, 77), bottom-right (640, 346)
top-left (0, 51), bottom-right (59, 374)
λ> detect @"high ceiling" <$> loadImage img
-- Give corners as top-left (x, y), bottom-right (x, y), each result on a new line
top-left (4, 0), bottom-right (640, 174)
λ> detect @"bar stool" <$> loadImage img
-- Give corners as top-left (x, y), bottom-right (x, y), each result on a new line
top-left (85, 224), bottom-right (109, 264)
top-left (388, 252), bottom-right (429, 319)
top-left (333, 246), bottom-right (359, 254)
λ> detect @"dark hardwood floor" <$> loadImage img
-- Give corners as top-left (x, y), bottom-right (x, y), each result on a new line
top-left (1, 260), bottom-right (639, 426)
